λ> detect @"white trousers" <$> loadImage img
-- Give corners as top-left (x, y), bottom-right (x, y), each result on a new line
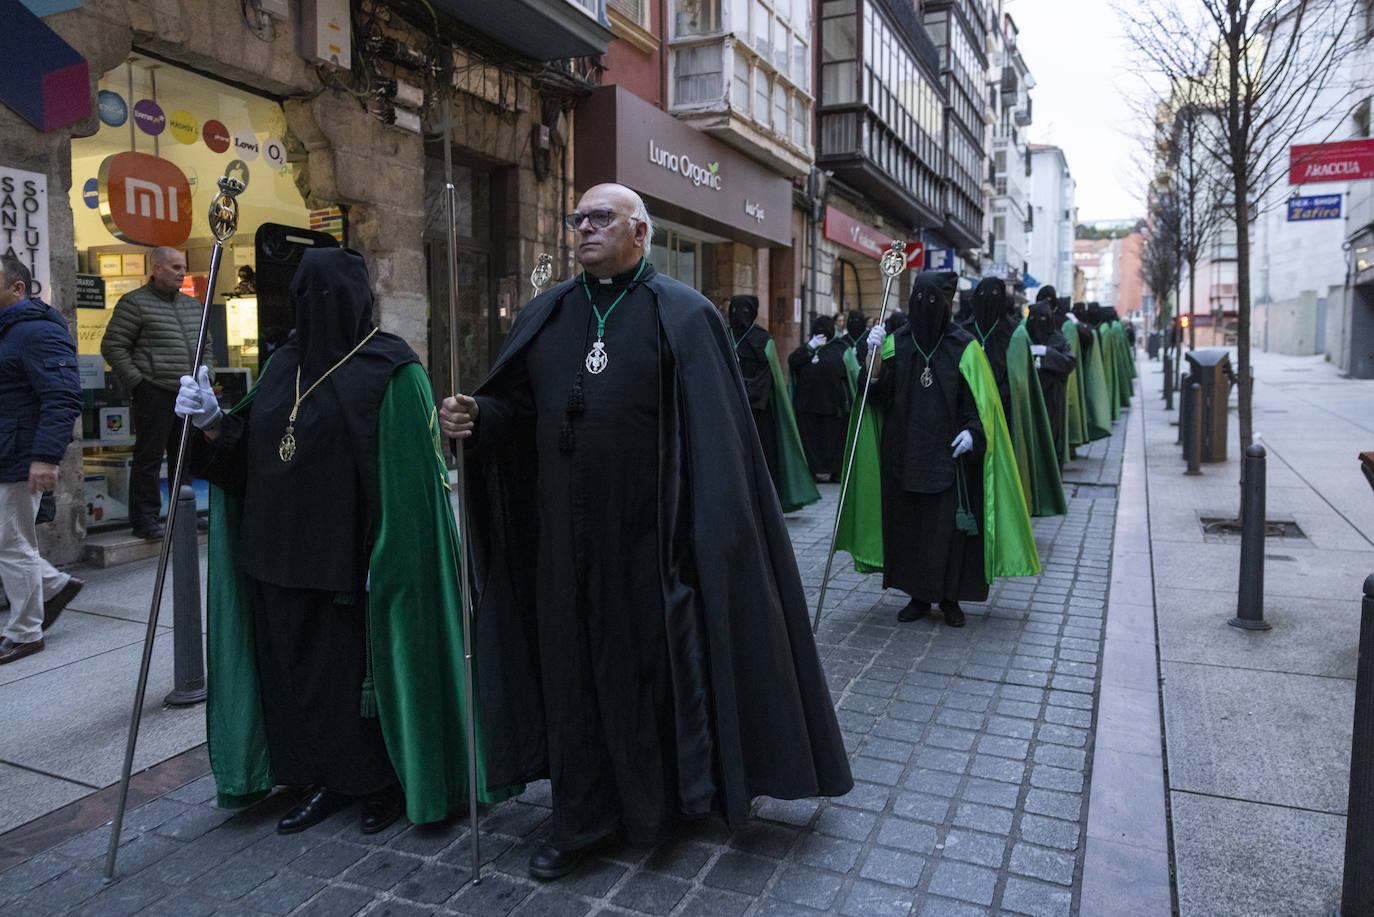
top-left (0, 481), bottom-right (70, 644)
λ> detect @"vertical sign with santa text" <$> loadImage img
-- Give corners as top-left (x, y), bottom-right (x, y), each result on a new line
top-left (0, 165), bottom-right (49, 299)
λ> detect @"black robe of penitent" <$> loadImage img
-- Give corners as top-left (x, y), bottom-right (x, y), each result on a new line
top-left (466, 262), bottom-right (852, 850)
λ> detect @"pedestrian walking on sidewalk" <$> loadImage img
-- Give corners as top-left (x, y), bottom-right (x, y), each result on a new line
top-left (0, 256), bottom-right (84, 664)
top-left (439, 182), bottom-right (852, 881)
top-left (176, 248), bottom-right (504, 838)
top-left (100, 246), bottom-right (212, 540)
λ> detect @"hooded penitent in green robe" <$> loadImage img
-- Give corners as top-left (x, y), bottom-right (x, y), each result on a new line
top-left (1007, 324), bottom-right (1067, 516)
top-left (833, 336), bottom-right (1040, 581)
top-left (843, 344), bottom-right (862, 398)
top-left (1106, 321), bottom-right (1135, 406)
top-left (1097, 327), bottom-right (1121, 422)
top-left (766, 339), bottom-right (821, 512)
top-left (1061, 318), bottom-right (1089, 448)
top-left (205, 363), bottom-right (517, 820)
top-left (1081, 329), bottom-right (1114, 439)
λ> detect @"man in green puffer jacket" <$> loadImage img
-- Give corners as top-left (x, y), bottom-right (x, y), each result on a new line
top-left (101, 247), bottom-right (212, 539)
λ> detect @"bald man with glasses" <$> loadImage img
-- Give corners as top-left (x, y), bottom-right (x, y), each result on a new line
top-left (440, 183), bottom-right (850, 880)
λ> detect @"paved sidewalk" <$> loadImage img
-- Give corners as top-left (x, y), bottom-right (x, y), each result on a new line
top-left (1138, 350), bottom-right (1374, 917)
top-left (0, 413), bottom-right (1136, 915)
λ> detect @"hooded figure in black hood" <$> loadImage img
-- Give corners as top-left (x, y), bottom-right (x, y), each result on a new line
top-left (863, 273), bottom-right (987, 627)
top-left (962, 277), bottom-right (1015, 420)
top-left (178, 247), bottom-right (475, 838)
top-left (789, 314), bottom-right (853, 479)
top-left (1026, 300), bottom-right (1077, 466)
top-left (728, 295), bottom-right (777, 472)
top-left (843, 309), bottom-right (871, 361)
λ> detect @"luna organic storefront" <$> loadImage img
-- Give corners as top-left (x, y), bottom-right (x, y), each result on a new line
top-left (67, 54), bottom-right (336, 529)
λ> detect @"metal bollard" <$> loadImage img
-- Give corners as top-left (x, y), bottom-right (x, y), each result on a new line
top-left (1330, 574), bottom-right (1374, 917)
top-left (1184, 384), bottom-right (1202, 474)
top-left (164, 485), bottom-right (206, 706)
top-left (1229, 446), bottom-right (1270, 630)
top-left (1163, 352), bottom-right (1174, 409)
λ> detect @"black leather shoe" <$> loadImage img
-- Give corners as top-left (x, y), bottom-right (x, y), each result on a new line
top-left (43, 577), bottom-right (83, 630)
top-left (360, 785), bottom-right (404, 835)
top-left (0, 637), bottom-right (44, 665)
top-left (131, 522), bottom-right (164, 540)
top-left (528, 841), bottom-right (588, 880)
top-left (897, 600), bottom-right (930, 623)
top-left (277, 785), bottom-right (351, 835)
top-left (940, 602), bottom-right (966, 628)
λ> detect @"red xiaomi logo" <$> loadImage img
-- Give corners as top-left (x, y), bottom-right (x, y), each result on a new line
top-left (98, 152), bottom-right (193, 246)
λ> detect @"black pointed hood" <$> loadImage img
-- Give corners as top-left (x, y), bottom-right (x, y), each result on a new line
top-left (971, 277), bottom-right (1007, 338)
top-left (728, 294), bottom-right (759, 334)
top-left (907, 273), bottom-right (950, 351)
top-left (1035, 285), bottom-right (1057, 303)
top-left (1027, 301), bottom-right (1055, 344)
top-left (290, 248), bottom-right (376, 377)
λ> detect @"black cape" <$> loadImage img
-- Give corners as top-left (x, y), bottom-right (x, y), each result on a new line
top-left (467, 267), bottom-right (852, 838)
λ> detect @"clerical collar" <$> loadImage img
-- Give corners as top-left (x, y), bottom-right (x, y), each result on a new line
top-left (586, 260), bottom-right (649, 288)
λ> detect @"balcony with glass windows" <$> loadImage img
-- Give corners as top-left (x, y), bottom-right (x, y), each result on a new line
top-left (432, 0), bottom-right (614, 61)
top-left (666, 0), bottom-right (814, 178)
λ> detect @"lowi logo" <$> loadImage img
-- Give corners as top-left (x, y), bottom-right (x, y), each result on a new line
top-left (97, 152), bottom-right (193, 247)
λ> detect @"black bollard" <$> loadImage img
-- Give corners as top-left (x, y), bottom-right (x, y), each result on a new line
top-left (1229, 446), bottom-right (1270, 630)
top-left (164, 485), bottom-right (206, 706)
top-left (1184, 384), bottom-right (1202, 475)
top-left (1331, 574), bottom-right (1374, 917)
top-left (1163, 352), bottom-right (1174, 409)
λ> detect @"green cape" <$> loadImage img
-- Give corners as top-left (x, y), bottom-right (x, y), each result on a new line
top-left (765, 339), bottom-right (821, 512)
top-left (1061, 318), bottom-right (1089, 448)
top-left (1106, 321), bottom-right (1135, 405)
top-left (843, 344), bottom-right (861, 397)
top-left (1007, 324), bottom-right (1067, 516)
top-left (206, 363), bottom-right (517, 821)
top-left (1097, 327), bottom-right (1121, 422)
top-left (1081, 328), bottom-right (1114, 439)
top-left (832, 336), bottom-right (1040, 582)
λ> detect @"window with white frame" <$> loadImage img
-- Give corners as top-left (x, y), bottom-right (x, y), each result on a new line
top-left (675, 0), bottom-right (722, 38)
top-left (675, 44), bottom-right (723, 104)
top-left (608, 0), bottom-right (650, 28)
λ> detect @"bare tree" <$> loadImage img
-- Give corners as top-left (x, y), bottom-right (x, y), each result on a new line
top-left (1142, 184), bottom-right (1182, 331)
top-left (1120, 0), bottom-right (1365, 453)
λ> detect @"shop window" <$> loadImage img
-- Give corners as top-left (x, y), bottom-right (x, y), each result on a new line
top-left (69, 54), bottom-right (318, 529)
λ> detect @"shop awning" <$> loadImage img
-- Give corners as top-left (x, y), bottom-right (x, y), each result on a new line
top-left (432, 0), bottom-right (614, 62)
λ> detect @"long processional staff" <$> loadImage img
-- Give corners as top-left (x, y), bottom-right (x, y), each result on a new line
top-left (439, 183), bottom-right (851, 881)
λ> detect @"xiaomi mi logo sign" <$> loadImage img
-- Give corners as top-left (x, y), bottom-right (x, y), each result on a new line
top-left (97, 152), bottom-right (192, 247)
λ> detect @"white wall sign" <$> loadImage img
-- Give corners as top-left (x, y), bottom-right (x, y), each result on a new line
top-left (0, 165), bottom-right (49, 299)
top-left (647, 139), bottom-right (723, 191)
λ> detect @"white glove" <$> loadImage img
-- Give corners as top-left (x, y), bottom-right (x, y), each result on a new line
top-left (175, 366), bottom-right (221, 429)
top-left (867, 325), bottom-right (886, 353)
top-left (951, 429), bottom-right (973, 457)
top-left (1030, 344), bottom-right (1047, 357)
top-left (808, 333), bottom-right (828, 350)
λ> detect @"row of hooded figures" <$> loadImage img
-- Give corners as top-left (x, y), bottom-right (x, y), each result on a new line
top-left (168, 183), bottom-right (1134, 881)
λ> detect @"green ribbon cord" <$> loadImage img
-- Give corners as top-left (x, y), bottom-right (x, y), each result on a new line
top-left (730, 323), bottom-right (757, 352)
top-left (972, 317), bottom-right (1000, 347)
top-left (908, 329), bottom-right (946, 367)
top-left (581, 258), bottom-right (647, 339)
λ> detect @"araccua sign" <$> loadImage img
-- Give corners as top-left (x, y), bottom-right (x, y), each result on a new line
top-left (1289, 139), bottom-right (1374, 185)
top-left (98, 151), bottom-right (193, 247)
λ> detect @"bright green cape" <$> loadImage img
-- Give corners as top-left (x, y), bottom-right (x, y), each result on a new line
top-left (1007, 324), bottom-right (1067, 516)
top-left (765, 339), bottom-right (821, 512)
top-left (832, 335), bottom-right (1040, 581)
top-left (1081, 328), bottom-right (1114, 439)
top-left (206, 363), bottom-right (518, 821)
top-left (843, 344), bottom-right (861, 397)
top-left (1061, 318), bottom-right (1088, 448)
top-left (1097, 327), bottom-right (1122, 422)
top-left (1106, 321), bottom-right (1135, 405)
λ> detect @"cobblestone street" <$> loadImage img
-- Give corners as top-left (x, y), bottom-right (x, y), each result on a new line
top-left (0, 429), bottom-right (1126, 917)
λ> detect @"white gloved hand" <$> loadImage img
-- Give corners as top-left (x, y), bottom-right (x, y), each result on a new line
top-left (809, 333), bottom-right (828, 350)
top-left (175, 366), bottom-right (221, 429)
top-left (867, 325), bottom-right (886, 353)
top-left (1030, 344), bottom-right (1047, 357)
top-left (951, 429), bottom-right (973, 457)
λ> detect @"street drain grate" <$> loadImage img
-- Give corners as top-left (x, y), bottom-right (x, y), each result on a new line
top-left (1199, 516), bottom-right (1306, 538)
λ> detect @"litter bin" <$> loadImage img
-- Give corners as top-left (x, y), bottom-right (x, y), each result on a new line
top-left (1147, 331), bottom-right (1161, 359)
top-left (1184, 349), bottom-right (1232, 462)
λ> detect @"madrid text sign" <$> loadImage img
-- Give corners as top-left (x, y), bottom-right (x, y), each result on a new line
top-left (1289, 139), bottom-right (1374, 184)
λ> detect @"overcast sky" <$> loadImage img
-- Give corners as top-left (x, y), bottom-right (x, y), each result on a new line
top-left (1006, 0), bottom-right (1153, 223)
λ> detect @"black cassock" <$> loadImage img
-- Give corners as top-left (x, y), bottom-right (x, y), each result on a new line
top-left (467, 263), bottom-right (852, 852)
top-left (734, 324), bottom-right (778, 477)
top-left (788, 339), bottom-right (851, 477)
top-left (1026, 302), bottom-right (1077, 466)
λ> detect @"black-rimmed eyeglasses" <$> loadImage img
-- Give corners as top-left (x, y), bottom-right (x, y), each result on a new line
top-left (563, 209), bottom-right (623, 231)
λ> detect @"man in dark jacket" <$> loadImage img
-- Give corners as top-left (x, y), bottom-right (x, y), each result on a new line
top-left (101, 246), bottom-right (211, 540)
top-left (0, 257), bottom-right (83, 664)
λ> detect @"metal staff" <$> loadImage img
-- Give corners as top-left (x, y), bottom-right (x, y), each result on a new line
top-left (104, 175), bottom-right (245, 882)
top-left (812, 239), bottom-right (910, 633)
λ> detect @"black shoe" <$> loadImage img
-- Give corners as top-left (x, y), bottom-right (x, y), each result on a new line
top-left (940, 602), bottom-right (966, 628)
top-left (43, 577), bottom-right (83, 630)
top-left (277, 785), bottom-right (351, 835)
top-left (528, 841), bottom-right (590, 880)
top-left (360, 785), bottom-right (404, 835)
top-left (897, 600), bottom-right (930, 623)
top-left (0, 637), bottom-right (44, 664)
top-left (131, 522), bottom-right (164, 540)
